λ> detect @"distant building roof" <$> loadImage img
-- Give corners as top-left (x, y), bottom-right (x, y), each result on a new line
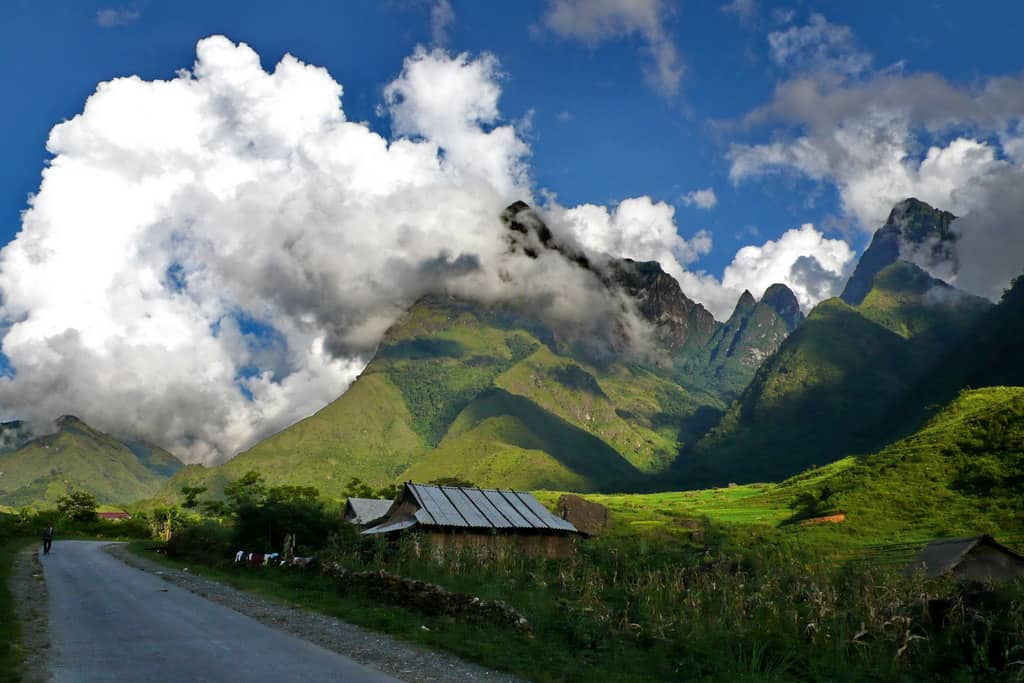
top-left (343, 498), bottom-right (394, 526)
top-left (97, 511), bottom-right (131, 520)
top-left (909, 535), bottom-right (1024, 579)
top-left (362, 483), bottom-right (579, 535)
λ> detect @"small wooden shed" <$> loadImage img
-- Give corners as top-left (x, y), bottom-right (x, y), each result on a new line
top-left (362, 483), bottom-right (582, 558)
top-left (908, 535), bottom-right (1024, 581)
top-left (342, 498), bottom-right (393, 528)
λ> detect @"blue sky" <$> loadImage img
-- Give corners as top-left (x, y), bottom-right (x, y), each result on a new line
top-left (1, 0), bottom-right (1022, 460)
top-left (3, 1), bottom-right (1021, 274)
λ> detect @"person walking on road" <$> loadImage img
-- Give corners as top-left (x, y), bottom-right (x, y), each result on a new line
top-left (42, 524), bottom-right (54, 555)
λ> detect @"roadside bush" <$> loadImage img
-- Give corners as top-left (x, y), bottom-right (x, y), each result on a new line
top-left (225, 472), bottom-right (342, 554)
top-left (166, 520), bottom-right (235, 564)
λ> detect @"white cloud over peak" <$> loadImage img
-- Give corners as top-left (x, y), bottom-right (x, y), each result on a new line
top-left (728, 14), bottom-right (1024, 301)
top-left (680, 187), bottom-right (717, 209)
top-left (537, 0), bottom-right (684, 97)
top-left (0, 34), bottom-right (866, 465)
top-left (551, 196), bottom-right (711, 278)
top-left (0, 37), bottom-right (557, 464)
top-left (721, 224), bottom-right (854, 310)
top-left (544, 197), bottom-right (854, 319)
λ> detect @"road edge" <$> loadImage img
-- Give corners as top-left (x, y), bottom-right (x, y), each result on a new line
top-left (9, 544), bottom-right (51, 683)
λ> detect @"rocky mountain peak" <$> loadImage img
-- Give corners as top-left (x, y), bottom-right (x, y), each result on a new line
top-left (607, 258), bottom-right (717, 351)
top-left (501, 202), bottom-right (716, 351)
top-left (501, 201), bottom-right (590, 269)
top-left (760, 284), bottom-right (804, 330)
top-left (731, 290), bottom-right (757, 319)
top-left (841, 197), bottom-right (959, 306)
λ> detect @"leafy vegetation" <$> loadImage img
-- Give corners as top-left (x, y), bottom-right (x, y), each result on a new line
top-left (56, 490), bottom-right (99, 522)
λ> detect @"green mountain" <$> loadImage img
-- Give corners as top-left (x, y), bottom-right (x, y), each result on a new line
top-left (676, 284), bottom-right (804, 401)
top-left (910, 272), bottom-right (1024, 401)
top-left (172, 294), bottom-right (723, 497)
top-left (0, 416), bottom-right (184, 507)
top-left (164, 202), bottom-right (811, 498)
top-left (676, 256), bottom-right (992, 487)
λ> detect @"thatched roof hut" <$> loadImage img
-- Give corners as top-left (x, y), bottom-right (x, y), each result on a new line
top-left (908, 535), bottom-right (1024, 581)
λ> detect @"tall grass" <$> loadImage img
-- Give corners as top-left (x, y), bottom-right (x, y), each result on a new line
top-left (320, 532), bottom-right (1024, 681)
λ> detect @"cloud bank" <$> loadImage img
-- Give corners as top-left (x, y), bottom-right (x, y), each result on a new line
top-left (0, 36), bottom-right (862, 464)
top-left (0, 38), bottom-right (581, 464)
top-left (547, 196), bottom-right (854, 318)
top-left (729, 12), bottom-right (1024, 301)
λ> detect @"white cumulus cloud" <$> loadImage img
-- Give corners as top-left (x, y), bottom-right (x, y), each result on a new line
top-left (544, 197), bottom-right (854, 318)
top-left (727, 13), bottom-right (1024, 300)
top-left (0, 38), bottom-right (555, 464)
top-left (721, 224), bottom-right (855, 310)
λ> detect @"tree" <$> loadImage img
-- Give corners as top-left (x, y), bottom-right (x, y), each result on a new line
top-left (181, 485), bottom-right (208, 509)
top-left (342, 477), bottom-right (375, 500)
top-left (56, 491), bottom-right (98, 522)
top-left (232, 483), bottom-right (336, 554)
top-left (200, 500), bottom-right (228, 517)
top-left (224, 471), bottom-right (268, 511)
top-left (150, 506), bottom-right (181, 542)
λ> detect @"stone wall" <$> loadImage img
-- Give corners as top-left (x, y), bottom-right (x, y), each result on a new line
top-left (323, 563), bottom-right (532, 634)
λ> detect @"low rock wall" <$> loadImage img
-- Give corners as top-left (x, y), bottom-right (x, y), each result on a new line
top-left (323, 563), bottom-right (531, 634)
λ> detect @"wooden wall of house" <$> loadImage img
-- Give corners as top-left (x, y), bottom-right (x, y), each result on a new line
top-left (954, 545), bottom-right (1024, 582)
top-left (424, 530), bottom-right (576, 559)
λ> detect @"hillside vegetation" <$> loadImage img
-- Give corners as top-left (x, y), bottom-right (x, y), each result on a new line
top-left (0, 416), bottom-right (183, 507)
top-left (677, 259), bottom-right (995, 487)
top-left (584, 387), bottom-right (1024, 551)
top-left (166, 295), bottom-right (733, 498)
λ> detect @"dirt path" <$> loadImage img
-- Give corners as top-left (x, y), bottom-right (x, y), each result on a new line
top-left (9, 544), bottom-right (51, 683)
top-left (107, 544), bottom-right (523, 683)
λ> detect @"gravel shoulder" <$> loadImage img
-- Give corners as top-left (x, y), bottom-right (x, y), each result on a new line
top-left (9, 545), bottom-right (51, 683)
top-left (107, 544), bottom-right (523, 683)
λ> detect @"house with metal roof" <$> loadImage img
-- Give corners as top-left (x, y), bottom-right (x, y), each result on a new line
top-left (343, 498), bottom-right (394, 528)
top-left (362, 483), bottom-right (582, 558)
top-left (907, 535), bottom-right (1024, 581)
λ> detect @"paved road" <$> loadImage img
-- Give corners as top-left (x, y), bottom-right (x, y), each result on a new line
top-left (41, 541), bottom-right (399, 683)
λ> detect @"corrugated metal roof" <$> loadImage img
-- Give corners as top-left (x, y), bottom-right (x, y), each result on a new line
top-left (402, 483), bottom-right (580, 533)
top-left (511, 490), bottom-right (578, 532)
top-left (344, 498), bottom-right (393, 525)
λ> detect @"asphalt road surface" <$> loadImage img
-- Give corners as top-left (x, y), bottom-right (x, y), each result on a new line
top-left (41, 541), bottom-right (399, 683)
